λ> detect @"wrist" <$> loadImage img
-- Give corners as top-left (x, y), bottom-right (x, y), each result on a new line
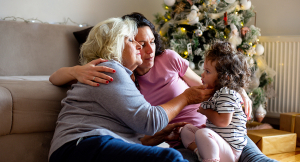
top-left (71, 66), bottom-right (80, 79)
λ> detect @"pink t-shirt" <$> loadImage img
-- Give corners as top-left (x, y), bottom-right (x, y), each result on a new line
top-left (137, 49), bottom-right (207, 145)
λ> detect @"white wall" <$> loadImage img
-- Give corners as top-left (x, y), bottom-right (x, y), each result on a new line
top-left (0, 0), bottom-right (164, 27)
top-left (250, 0), bottom-right (300, 36)
top-left (0, 0), bottom-right (299, 36)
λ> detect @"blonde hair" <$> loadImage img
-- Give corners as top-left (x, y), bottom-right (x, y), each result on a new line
top-left (79, 17), bottom-right (138, 65)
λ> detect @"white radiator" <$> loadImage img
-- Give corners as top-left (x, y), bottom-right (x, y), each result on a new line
top-left (260, 36), bottom-right (300, 118)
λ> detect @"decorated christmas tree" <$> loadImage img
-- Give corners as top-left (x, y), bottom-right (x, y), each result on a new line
top-left (154, 0), bottom-right (276, 121)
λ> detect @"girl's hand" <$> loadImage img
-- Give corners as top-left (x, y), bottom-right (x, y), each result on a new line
top-left (72, 58), bottom-right (116, 87)
top-left (239, 88), bottom-right (252, 120)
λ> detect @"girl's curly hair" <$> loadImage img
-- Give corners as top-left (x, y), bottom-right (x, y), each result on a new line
top-left (205, 41), bottom-right (251, 92)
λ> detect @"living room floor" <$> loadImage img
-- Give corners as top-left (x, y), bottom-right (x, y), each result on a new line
top-left (267, 147), bottom-right (300, 162)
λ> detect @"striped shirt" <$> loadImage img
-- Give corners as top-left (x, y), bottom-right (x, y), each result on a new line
top-left (201, 87), bottom-right (247, 151)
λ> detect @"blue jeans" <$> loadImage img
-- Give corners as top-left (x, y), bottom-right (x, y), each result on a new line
top-left (50, 135), bottom-right (188, 162)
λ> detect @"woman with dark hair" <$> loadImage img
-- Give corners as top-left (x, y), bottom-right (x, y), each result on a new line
top-left (50, 13), bottom-right (277, 162)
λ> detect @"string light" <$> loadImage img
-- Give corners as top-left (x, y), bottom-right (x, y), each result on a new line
top-left (165, 6), bottom-right (169, 10)
top-left (257, 39), bottom-right (260, 42)
top-left (165, 19), bottom-right (168, 22)
top-left (0, 16), bottom-right (90, 27)
top-left (159, 30), bottom-right (163, 36)
top-left (180, 27), bottom-right (186, 32)
top-left (208, 25), bottom-right (214, 29)
top-left (241, 22), bottom-right (244, 26)
top-left (184, 51), bottom-right (188, 55)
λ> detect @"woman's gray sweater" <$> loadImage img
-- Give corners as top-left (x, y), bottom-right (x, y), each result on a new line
top-left (49, 60), bottom-right (169, 158)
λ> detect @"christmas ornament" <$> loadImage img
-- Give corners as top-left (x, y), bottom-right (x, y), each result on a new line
top-left (255, 104), bottom-right (266, 123)
top-left (255, 44), bottom-right (264, 55)
top-left (225, 0), bottom-right (236, 3)
top-left (240, 0), bottom-right (252, 10)
top-left (223, 12), bottom-right (228, 25)
top-left (228, 24), bottom-right (242, 49)
top-left (174, 2), bottom-right (186, 14)
top-left (194, 29), bottom-right (203, 37)
top-left (187, 0), bottom-right (193, 6)
top-left (164, 0), bottom-right (176, 6)
top-left (187, 5), bottom-right (200, 25)
top-left (241, 26), bottom-right (250, 37)
top-left (189, 61), bottom-right (195, 70)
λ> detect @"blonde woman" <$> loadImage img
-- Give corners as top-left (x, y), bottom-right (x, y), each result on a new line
top-left (49, 17), bottom-right (212, 162)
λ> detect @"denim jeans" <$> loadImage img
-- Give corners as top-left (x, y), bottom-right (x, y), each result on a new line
top-left (50, 135), bottom-right (188, 162)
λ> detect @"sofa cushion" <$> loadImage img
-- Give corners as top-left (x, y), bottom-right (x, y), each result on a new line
top-left (0, 20), bottom-right (82, 76)
top-left (0, 132), bottom-right (53, 162)
top-left (0, 78), bottom-right (70, 134)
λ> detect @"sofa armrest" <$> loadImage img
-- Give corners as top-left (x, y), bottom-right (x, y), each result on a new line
top-left (0, 86), bottom-right (13, 136)
top-left (0, 79), bottom-right (70, 135)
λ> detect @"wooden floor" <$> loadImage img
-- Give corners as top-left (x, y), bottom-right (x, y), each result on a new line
top-left (267, 147), bottom-right (300, 162)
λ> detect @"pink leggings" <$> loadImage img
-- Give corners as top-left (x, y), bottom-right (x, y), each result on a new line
top-left (180, 124), bottom-right (241, 162)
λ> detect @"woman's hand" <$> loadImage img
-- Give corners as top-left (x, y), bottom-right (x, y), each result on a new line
top-left (140, 122), bottom-right (188, 146)
top-left (50, 58), bottom-right (116, 86)
top-left (72, 58), bottom-right (116, 87)
top-left (239, 88), bottom-right (252, 120)
top-left (183, 84), bottom-right (214, 105)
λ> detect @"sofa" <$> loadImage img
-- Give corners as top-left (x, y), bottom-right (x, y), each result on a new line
top-left (0, 20), bottom-right (86, 162)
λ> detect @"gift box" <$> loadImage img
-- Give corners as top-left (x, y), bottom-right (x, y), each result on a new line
top-left (280, 112), bottom-right (300, 133)
top-left (295, 115), bottom-right (300, 147)
top-left (247, 129), bottom-right (296, 155)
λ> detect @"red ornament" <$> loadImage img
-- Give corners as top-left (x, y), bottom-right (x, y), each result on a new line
top-left (224, 12), bottom-right (228, 25)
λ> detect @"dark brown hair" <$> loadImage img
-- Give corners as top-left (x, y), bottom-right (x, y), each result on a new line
top-left (205, 41), bottom-right (251, 92)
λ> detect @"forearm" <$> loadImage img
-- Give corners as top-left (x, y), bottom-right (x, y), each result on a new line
top-left (140, 135), bottom-right (164, 146)
top-left (159, 94), bottom-right (188, 122)
top-left (49, 66), bottom-right (77, 86)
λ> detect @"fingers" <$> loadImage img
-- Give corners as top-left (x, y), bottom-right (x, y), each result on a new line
top-left (198, 84), bottom-right (208, 89)
top-left (93, 76), bottom-right (110, 84)
top-left (84, 80), bottom-right (100, 87)
top-left (93, 72), bottom-right (114, 82)
top-left (94, 66), bottom-right (116, 74)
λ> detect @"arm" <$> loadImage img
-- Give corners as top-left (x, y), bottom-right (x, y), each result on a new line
top-left (198, 107), bottom-right (233, 127)
top-left (239, 88), bottom-right (252, 120)
top-left (160, 85), bottom-right (213, 122)
top-left (181, 67), bottom-right (203, 87)
top-left (140, 122), bottom-right (188, 146)
top-left (49, 58), bottom-right (115, 86)
top-left (95, 62), bottom-right (214, 135)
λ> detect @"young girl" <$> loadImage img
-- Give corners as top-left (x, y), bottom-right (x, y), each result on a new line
top-left (180, 41), bottom-right (251, 162)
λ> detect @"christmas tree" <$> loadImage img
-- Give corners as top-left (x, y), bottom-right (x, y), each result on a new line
top-left (154, 0), bottom-right (276, 120)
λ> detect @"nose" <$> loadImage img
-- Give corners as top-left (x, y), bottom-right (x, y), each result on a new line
top-left (145, 43), bottom-right (154, 54)
top-left (201, 72), bottom-right (204, 78)
top-left (136, 42), bottom-right (142, 50)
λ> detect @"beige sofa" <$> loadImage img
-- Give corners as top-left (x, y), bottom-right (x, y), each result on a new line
top-left (0, 20), bottom-right (86, 162)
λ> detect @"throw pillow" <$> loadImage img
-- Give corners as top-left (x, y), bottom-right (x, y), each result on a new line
top-left (73, 27), bottom-right (93, 46)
